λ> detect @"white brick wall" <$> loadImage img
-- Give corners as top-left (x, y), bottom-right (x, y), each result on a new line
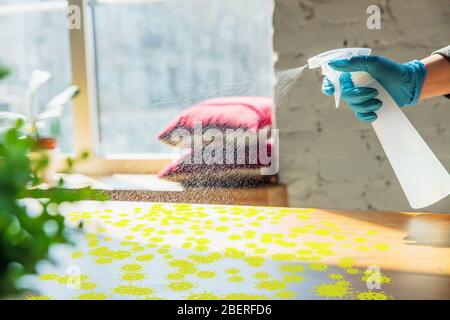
top-left (273, 0), bottom-right (450, 212)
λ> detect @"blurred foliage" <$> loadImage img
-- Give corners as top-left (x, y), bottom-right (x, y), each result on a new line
top-left (64, 150), bottom-right (91, 174)
top-left (0, 65), bottom-right (9, 80)
top-left (0, 121), bottom-right (108, 297)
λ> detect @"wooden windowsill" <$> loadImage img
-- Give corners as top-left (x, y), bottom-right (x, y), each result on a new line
top-left (52, 173), bottom-right (288, 207)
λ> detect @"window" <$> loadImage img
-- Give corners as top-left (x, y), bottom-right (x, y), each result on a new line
top-left (0, 0), bottom-right (73, 153)
top-left (0, 0), bottom-right (274, 172)
top-left (92, 0), bottom-right (274, 156)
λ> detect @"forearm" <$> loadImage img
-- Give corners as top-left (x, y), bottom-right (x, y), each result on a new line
top-left (420, 54), bottom-right (450, 100)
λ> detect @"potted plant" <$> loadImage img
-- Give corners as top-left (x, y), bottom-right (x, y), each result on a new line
top-left (0, 70), bottom-right (79, 184)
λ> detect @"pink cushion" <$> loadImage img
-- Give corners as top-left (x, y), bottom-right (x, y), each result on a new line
top-left (157, 96), bottom-right (273, 146)
top-left (158, 141), bottom-right (273, 184)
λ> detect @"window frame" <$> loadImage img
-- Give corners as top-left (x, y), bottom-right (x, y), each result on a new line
top-left (67, 0), bottom-right (171, 175)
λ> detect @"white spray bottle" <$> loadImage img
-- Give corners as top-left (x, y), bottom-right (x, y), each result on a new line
top-left (308, 48), bottom-right (450, 209)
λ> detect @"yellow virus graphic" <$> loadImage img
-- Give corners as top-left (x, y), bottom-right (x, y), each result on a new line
top-left (296, 249), bottom-right (313, 255)
top-left (194, 245), bottom-right (209, 252)
top-left (244, 231), bottom-right (256, 239)
top-left (182, 242), bottom-right (192, 249)
top-left (189, 253), bottom-right (222, 264)
top-left (314, 229), bottom-right (331, 236)
top-left (357, 291), bottom-right (392, 300)
top-left (273, 240), bottom-right (296, 248)
top-left (122, 263), bottom-right (142, 272)
top-left (167, 273), bottom-right (185, 281)
top-left (346, 268), bottom-right (360, 275)
top-left (254, 248), bottom-right (267, 255)
top-left (87, 239), bottom-right (99, 247)
top-left (228, 234), bottom-right (242, 241)
top-left (313, 283), bottom-right (352, 298)
top-left (89, 246), bottom-right (131, 260)
top-left (335, 280), bottom-right (351, 287)
top-left (228, 276), bottom-right (245, 282)
top-left (329, 273), bottom-right (343, 280)
top-left (243, 256), bottom-right (265, 267)
top-left (256, 280), bottom-right (287, 291)
top-left (297, 254), bottom-right (321, 262)
top-left (309, 263), bottom-right (328, 272)
top-left (71, 251), bottom-right (84, 259)
top-left (216, 226), bottom-right (230, 232)
top-left (169, 259), bottom-right (193, 268)
top-left (253, 272), bottom-right (271, 280)
top-left (113, 219), bottom-right (130, 227)
top-left (143, 227), bottom-right (156, 233)
top-left (261, 233), bottom-right (272, 244)
top-left (168, 281), bottom-right (194, 291)
top-left (122, 272), bottom-right (145, 282)
top-left (374, 243), bottom-right (390, 251)
top-left (195, 238), bottom-right (210, 245)
top-left (95, 257), bottom-right (113, 264)
top-left (80, 281), bottom-right (97, 290)
top-left (361, 270), bottom-right (392, 284)
top-left (224, 247), bottom-right (245, 259)
top-left (39, 273), bottom-right (59, 281)
top-left (280, 264), bottom-right (304, 273)
top-left (276, 291), bottom-right (297, 299)
top-left (169, 260), bottom-right (197, 274)
top-left (226, 268), bottom-right (241, 275)
top-left (121, 240), bottom-right (137, 247)
top-left (53, 275), bottom-right (68, 285)
top-left (113, 285), bottom-right (153, 296)
top-left (316, 248), bottom-right (334, 256)
top-left (157, 248), bottom-right (170, 254)
top-left (77, 293), bottom-right (107, 300)
top-left (150, 236), bottom-right (164, 243)
top-left (283, 274), bottom-right (304, 283)
top-left (136, 254), bottom-right (154, 262)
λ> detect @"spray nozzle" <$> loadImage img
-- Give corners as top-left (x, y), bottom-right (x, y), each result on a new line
top-left (307, 48), bottom-right (372, 107)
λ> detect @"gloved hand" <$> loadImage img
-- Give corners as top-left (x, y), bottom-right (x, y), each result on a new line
top-left (322, 55), bottom-right (426, 122)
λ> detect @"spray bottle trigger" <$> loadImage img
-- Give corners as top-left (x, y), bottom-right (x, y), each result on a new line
top-left (329, 69), bottom-right (341, 108)
top-left (334, 81), bottom-right (341, 108)
top-left (321, 62), bottom-right (341, 108)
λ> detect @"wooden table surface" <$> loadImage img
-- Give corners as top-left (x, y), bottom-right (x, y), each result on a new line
top-left (23, 201), bottom-right (450, 300)
top-left (58, 174), bottom-right (289, 207)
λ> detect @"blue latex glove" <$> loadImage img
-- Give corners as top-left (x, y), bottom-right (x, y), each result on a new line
top-left (322, 55), bottom-right (426, 122)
